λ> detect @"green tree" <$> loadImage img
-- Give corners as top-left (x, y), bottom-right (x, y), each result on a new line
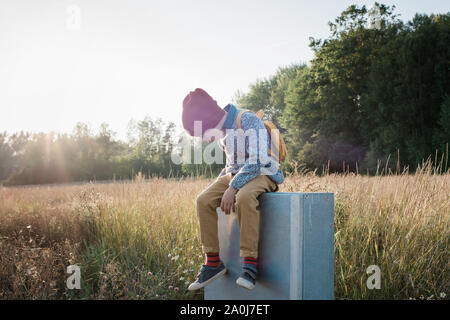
top-left (234, 63), bottom-right (307, 128)
top-left (361, 13), bottom-right (450, 169)
top-left (299, 5), bottom-right (449, 173)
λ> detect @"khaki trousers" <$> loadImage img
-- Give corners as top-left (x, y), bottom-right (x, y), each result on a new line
top-left (196, 172), bottom-right (278, 258)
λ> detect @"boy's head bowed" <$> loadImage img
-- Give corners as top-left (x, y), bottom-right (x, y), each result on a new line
top-left (182, 88), bottom-right (226, 137)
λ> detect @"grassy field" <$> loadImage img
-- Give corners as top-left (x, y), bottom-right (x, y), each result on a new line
top-left (0, 160), bottom-right (448, 300)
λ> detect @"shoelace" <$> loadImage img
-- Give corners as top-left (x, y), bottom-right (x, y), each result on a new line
top-left (196, 265), bottom-right (207, 278)
top-left (243, 265), bottom-right (257, 281)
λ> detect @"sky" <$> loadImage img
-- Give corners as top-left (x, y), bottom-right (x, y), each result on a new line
top-left (1, 0), bottom-right (449, 140)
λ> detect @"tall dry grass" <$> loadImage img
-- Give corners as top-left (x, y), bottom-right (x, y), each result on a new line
top-left (0, 160), bottom-right (448, 299)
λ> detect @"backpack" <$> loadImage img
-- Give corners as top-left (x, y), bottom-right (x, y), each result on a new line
top-left (236, 109), bottom-right (287, 164)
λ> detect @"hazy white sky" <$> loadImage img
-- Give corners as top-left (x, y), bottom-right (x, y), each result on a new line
top-left (1, 0), bottom-right (449, 140)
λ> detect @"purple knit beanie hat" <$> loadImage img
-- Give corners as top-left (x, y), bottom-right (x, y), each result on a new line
top-left (182, 88), bottom-right (226, 136)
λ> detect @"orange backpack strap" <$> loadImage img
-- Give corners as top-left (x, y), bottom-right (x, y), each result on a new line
top-left (255, 110), bottom-right (264, 119)
top-left (237, 109), bottom-right (264, 129)
top-left (236, 110), bottom-right (250, 129)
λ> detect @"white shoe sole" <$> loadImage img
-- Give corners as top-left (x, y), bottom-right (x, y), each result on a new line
top-left (188, 268), bottom-right (227, 291)
top-left (236, 277), bottom-right (255, 290)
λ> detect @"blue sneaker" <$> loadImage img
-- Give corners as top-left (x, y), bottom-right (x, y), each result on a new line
top-left (188, 262), bottom-right (227, 291)
top-left (236, 263), bottom-right (257, 290)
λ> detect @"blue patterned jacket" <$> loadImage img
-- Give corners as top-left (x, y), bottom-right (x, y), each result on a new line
top-left (218, 104), bottom-right (284, 190)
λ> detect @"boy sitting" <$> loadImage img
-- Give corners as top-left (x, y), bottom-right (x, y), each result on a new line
top-left (182, 88), bottom-right (284, 291)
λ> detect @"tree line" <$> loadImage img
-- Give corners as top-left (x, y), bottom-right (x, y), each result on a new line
top-left (0, 120), bottom-right (181, 185)
top-left (1, 3), bottom-right (449, 185)
top-left (235, 3), bottom-right (449, 174)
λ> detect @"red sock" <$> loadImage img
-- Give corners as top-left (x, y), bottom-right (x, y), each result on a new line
top-left (244, 257), bottom-right (258, 266)
top-left (205, 252), bottom-right (221, 267)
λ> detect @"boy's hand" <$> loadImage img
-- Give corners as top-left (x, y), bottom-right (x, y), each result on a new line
top-left (221, 186), bottom-right (238, 215)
